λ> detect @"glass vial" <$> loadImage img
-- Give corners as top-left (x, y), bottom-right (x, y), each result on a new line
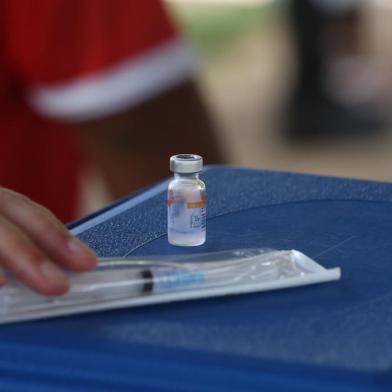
top-left (167, 154), bottom-right (206, 246)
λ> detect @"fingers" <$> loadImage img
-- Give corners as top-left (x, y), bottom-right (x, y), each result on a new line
top-left (0, 188), bottom-right (97, 295)
top-left (0, 215), bottom-right (69, 295)
top-left (0, 189), bottom-right (96, 272)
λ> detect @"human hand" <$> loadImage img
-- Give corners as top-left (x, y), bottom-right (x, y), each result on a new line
top-left (0, 188), bottom-right (97, 295)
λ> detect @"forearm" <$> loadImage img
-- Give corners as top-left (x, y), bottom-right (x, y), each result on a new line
top-left (76, 80), bottom-right (224, 199)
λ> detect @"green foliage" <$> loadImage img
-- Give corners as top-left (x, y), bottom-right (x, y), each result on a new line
top-left (169, 1), bottom-right (283, 59)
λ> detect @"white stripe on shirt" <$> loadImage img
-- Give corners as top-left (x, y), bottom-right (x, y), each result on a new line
top-left (28, 39), bottom-right (196, 121)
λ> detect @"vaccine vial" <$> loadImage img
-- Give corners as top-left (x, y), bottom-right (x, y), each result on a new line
top-left (167, 154), bottom-right (206, 246)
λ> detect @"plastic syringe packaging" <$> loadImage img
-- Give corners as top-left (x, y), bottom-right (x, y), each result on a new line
top-left (0, 249), bottom-right (341, 324)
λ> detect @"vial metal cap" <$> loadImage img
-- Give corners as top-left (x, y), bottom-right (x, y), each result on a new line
top-left (170, 154), bottom-right (203, 173)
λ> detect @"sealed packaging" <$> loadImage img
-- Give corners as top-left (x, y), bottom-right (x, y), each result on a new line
top-left (0, 249), bottom-right (341, 324)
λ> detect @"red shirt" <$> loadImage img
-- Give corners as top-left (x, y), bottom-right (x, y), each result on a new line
top-left (0, 0), bottom-right (193, 222)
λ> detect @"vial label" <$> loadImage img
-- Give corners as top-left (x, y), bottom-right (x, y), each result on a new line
top-left (167, 190), bottom-right (206, 246)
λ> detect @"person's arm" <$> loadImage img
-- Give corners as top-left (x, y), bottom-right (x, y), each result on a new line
top-left (76, 80), bottom-right (224, 198)
top-left (0, 188), bottom-right (96, 295)
top-left (12, 1), bottom-right (224, 199)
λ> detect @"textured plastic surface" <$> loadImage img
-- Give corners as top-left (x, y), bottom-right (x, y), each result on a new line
top-left (1, 166), bottom-right (392, 391)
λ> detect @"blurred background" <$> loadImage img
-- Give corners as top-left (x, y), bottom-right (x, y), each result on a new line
top-left (2, 0), bottom-right (391, 220)
top-left (85, 0), bottom-right (392, 212)
top-left (171, 0), bottom-right (392, 174)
